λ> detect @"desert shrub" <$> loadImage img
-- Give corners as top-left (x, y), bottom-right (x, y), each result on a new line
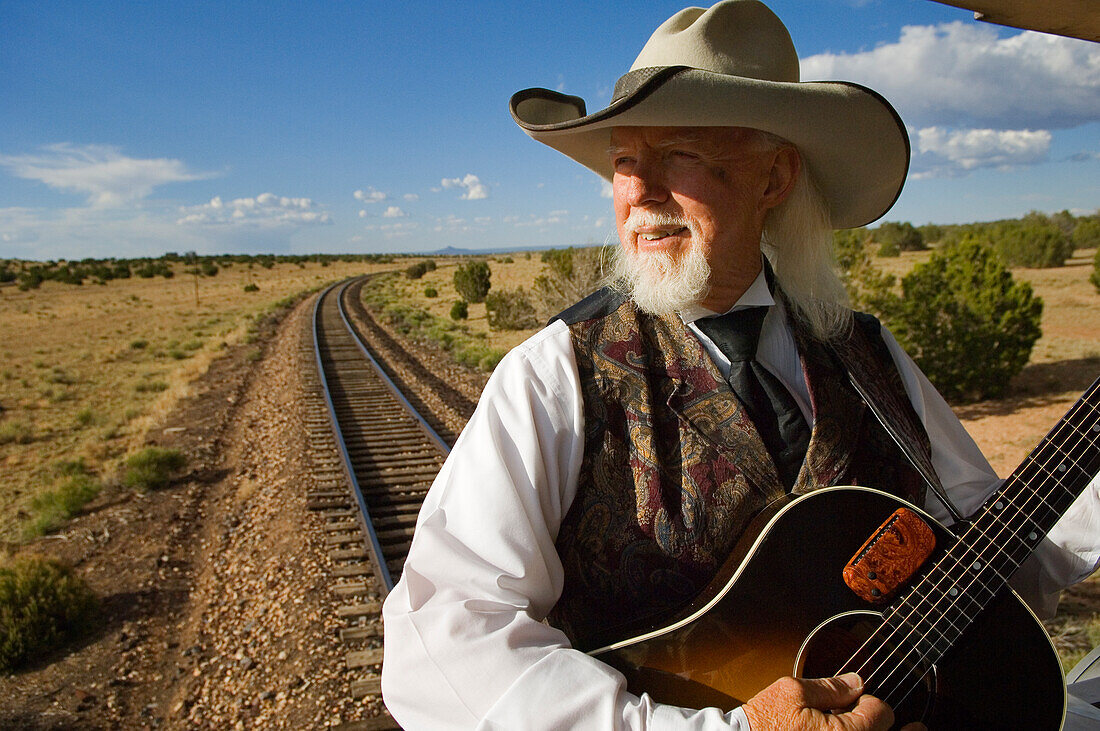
top-left (405, 262), bottom-right (430, 279)
top-left (918, 224), bottom-right (944, 245)
top-left (200, 261), bottom-right (218, 277)
top-left (877, 239), bottom-right (901, 258)
top-left (453, 261), bottom-right (491, 303)
top-left (873, 221), bottom-right (925, 252)
top-left (0, 421), bottom-right (34, 445)
top-left (383, 303), bottom-right (435, 335)
top-left (453, 342), bottom-right (506, 372)
top-left (533, 245), bottom-right (610, 319)
top-left (129, 339), bottom-right (148, 350)
top-left (834, 228), bottom-right (897, 316)
top-left (991, 213), bottom-right (1074, 268)
top-left (361, 275), bottom-right (503, 372)
top-left (450, 300), bottom-right (469, 320)
top-left (122, 447), bottom-right (186, 491)
top-left (1073, 217), bottom-right (1100, 251)
top-left (46, 369), bottom-right (77, 385)
top-left (1092, 247), bottom-right (1100, 294)
top-left (422, 259), bottom-right (437, 272)
top-left (55, 458), bottom-right (89, 477)
top-left (26, 474), bottom-right (103, 536)
top-left (887, 238), bottom-right (1042, 403)
top-left (485, 288), bottom-right (539, 330)
top-left (135, 380), bottom-right (169, 393)
top-left (243, 283), bottom-right (259, 292)
top-left (0, 555), bottom-right (99, 672)
top-left (424, 287), bottom-right (438, 298)
top-left (833, 228), bottom-right (871, 271)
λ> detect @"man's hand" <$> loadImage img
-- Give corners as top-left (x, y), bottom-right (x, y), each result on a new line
top-left (741, 673), bottom-right (926, 730)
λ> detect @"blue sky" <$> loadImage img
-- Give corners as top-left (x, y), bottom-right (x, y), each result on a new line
top-left (1, 0), bottom-right (1098, 260)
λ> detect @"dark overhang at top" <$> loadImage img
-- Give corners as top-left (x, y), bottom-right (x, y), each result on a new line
top-left (931, 0), bottom-right (1099, 43)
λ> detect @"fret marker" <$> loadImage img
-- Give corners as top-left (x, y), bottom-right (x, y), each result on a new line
top-left (1028, 531), bottom-right (1038, 541)
top-left (994, 501), bottom-right (1004, 511)
top-left (949, 587), bottom-right (959, 597)
top-left (1058, 463), bottom-right (1068, 472)
top-left (1092, 424), bottom-right (1099, 433)
top-left (972, 560), bottom-right (982, 571)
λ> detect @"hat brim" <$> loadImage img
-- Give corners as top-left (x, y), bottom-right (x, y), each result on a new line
top-left (510, 67), bottom-right (910, 229)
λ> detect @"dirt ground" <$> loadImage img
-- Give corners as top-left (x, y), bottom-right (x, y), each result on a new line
top-left (1, 293), bottom-right (382, 729)
top-left (2, 252), bottom-right (1098, 728)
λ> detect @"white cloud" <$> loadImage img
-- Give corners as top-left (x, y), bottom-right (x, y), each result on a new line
top-left (353, 187), bottom-right (387, 203)
top-left (600, 179), bottom-right (613, 199)
top-left (513, 213), bottom-right (565, 228)
top-left (176, 193), bottom-right (331, 226)
top-left (913, 127), bottom-right (1051, 177)
top-left (403, 193), bottom-right (419, 201)
top-left (0, 143), bottom-right (211, 207)
top-left (382, 206), bottom-right (406, 218)
top-left (441, 173), bottom-right (489, 200)
top-left (362, 220), bottom-right (419, 238)
top-left (801, 23), bottom-right (1100, 129)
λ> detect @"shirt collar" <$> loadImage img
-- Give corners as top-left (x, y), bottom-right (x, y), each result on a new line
top-left (679, 265), bottom-right (775, 325)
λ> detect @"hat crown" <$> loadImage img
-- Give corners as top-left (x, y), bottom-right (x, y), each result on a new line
top-left (630, 0), bottom-right (800, 83)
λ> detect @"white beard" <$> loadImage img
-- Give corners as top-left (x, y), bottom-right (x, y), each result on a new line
top-left (610, 213), bottom-right (711, 316)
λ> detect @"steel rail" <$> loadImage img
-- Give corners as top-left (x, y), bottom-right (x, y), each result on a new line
top-left (335, 281), bottom-right (451, 455)
top-left (312, 279), bottom-right (395, 593)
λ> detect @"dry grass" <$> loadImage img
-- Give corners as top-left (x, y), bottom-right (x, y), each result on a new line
top-left (0, 260), bottom-right (393, 541)
top-left (389, 253), bottom-right (549, 352)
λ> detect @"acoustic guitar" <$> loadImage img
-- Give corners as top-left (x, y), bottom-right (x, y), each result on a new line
top-left (591, 377), bottom-right (1100, 729)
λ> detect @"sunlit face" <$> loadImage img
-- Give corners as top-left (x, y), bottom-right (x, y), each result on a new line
top-left (609, 126), bottom-right (796, 312)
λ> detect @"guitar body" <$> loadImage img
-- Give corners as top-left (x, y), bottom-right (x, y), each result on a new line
top-left (593, 486), bottom-right (1067, 729)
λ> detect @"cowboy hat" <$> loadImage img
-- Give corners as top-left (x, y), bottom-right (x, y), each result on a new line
top-left (509, 0), bottom-right (909, 229)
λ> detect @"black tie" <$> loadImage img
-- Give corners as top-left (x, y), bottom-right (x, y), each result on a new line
top-left (696, 307), bottom-right (810, 490)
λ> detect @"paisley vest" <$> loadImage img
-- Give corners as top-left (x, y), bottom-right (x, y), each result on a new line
top-left (548, 289), bottom-right (933, 651)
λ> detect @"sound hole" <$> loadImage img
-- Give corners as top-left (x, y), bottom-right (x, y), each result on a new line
top-left (795, 611), bottom-right (935, 728)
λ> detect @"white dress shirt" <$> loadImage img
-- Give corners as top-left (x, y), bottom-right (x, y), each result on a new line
top-left (382, 276), bottom-right (1100, 730)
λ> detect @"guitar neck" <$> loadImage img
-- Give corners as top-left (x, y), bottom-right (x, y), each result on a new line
top-left (882, 377), bottom-right (1100, 665)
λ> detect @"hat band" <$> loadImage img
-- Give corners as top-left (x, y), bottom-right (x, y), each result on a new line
top-left (612, 66), bottom-right (686, 103)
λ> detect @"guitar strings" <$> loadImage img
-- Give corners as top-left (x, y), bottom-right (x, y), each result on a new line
top-left (865, 401), bottom-right (1100, 710)
top-left (830, 386), bottom-right (1100, 714)
top-left (869, 402), bottom-right (1100, 710)
top-left (860, 404), bottom-right (1099, 711)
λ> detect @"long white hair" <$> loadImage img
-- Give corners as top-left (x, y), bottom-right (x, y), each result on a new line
top-left (760, 140), bottom-right (853, 342)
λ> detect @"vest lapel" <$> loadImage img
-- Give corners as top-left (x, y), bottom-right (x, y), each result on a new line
top-left (653, 314), bottom-right (784, 501)
top-left (794, 337), bottom-right (868, 494)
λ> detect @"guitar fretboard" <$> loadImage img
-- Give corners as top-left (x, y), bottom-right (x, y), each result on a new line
top-left (868, 377), bottom-right (1100, 696)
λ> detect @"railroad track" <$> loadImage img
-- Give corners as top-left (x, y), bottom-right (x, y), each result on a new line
top-left (302, 276), bottom-right (454, 729)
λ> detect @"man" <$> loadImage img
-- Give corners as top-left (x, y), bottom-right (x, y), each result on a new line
top-left (382, 2), bottom-right (1100, 729)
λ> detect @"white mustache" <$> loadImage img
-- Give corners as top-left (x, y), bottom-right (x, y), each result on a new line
top-left (623, 212), bottom-right (691, 233)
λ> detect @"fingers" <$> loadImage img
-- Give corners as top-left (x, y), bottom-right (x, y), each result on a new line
top-left (842, 691), bottom-right (896, 731)
top-left (799, 672), bottom-right (865, 710)
top-left (743, 674), bottom-right (896, 731)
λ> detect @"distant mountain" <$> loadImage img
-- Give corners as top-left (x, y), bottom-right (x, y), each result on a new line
top-left (428, 246), bottom-right (479, 256)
